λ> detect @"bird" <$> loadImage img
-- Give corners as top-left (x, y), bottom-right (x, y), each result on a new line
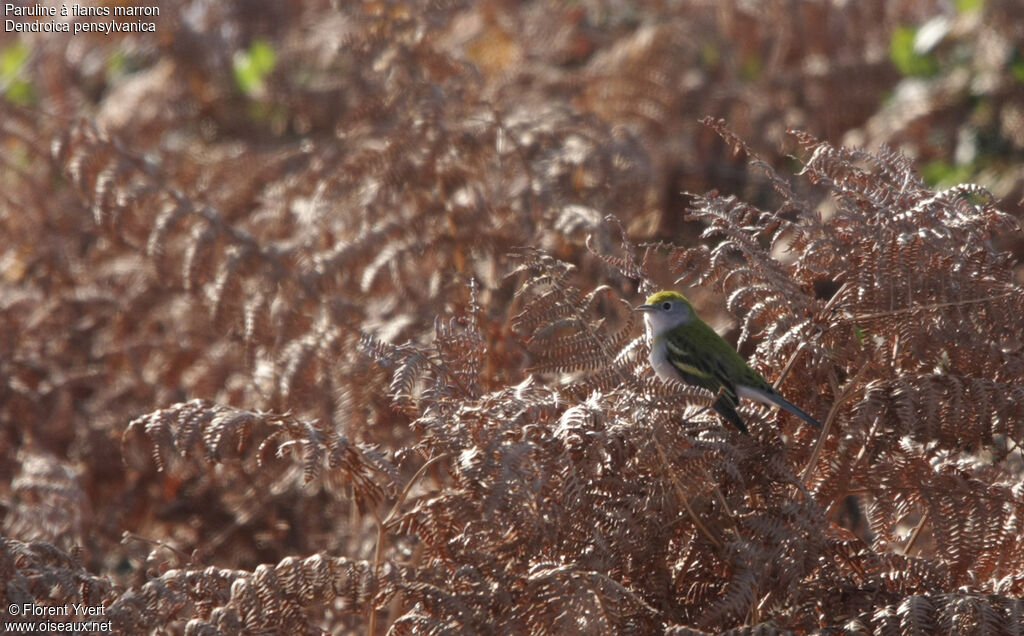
top-left (635, 290), bottom-right (821, 434)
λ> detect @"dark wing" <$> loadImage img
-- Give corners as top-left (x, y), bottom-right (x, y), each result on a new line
top-left (663, 334), bottom-right (748, 434)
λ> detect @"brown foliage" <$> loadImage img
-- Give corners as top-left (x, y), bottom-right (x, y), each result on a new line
top-left (2, 1), bottom-right (1023, 634)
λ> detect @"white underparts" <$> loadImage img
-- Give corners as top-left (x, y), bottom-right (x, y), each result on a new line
top-left (736, 384), bottom-right (776, 405)
top-left (648, 336), bottom-right (680, 384)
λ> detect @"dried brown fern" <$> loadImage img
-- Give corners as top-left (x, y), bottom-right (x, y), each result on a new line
top-left (2, 1), bottom-right (1024, 634)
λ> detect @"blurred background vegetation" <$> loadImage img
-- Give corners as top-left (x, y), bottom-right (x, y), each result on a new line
top-left (1, 0), bottom-right (1023, 632)
top-left (3, 1), bottom-right (1022, 217)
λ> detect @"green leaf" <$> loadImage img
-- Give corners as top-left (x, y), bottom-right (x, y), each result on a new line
top-left (1011, 59), bottom-right (1024, 85)
top-left (106, 50), bottom-right (126, 78)
top-left (233, 39), bottom-right (277, 97)
top-left (0, 43), bottom-right (28, 76)
top-left (954, 0), bottom-right (983, 12)
top-left (740, 53), bottom-right (762, 80)
top-left (920, 159), bottom-right (974, 187)
top-left (889, 26), bottom-right (939, 77)
top-left (0, 43), bottom-right (35, 105)
top-left (852, 325), bottom-right (865, 348)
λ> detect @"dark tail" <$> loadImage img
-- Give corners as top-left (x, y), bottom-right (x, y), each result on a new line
top-left (766, 393), bottom-right (823, 429)
top-left (713, 398), bottom-right (749, 435)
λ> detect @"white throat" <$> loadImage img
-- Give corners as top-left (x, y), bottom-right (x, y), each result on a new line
top-left (644, 315), bottom-right (679, 383)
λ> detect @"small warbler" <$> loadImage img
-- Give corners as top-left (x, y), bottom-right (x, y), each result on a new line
top-left (636, 290), bottom-right (822, 434)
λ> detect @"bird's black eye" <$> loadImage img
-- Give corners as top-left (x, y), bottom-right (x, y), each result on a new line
top-left (662, 302), bottom-right (672, 310)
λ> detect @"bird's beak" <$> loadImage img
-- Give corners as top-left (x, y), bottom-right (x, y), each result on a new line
top-left (634, 303), bottom-right (654, 312)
